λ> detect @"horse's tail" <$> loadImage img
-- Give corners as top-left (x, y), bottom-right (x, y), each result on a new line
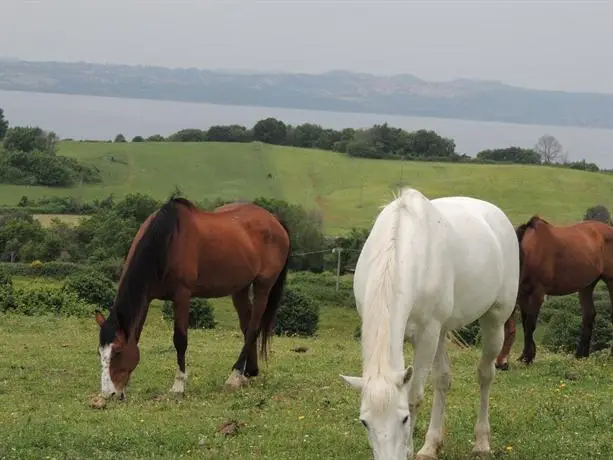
top-left (258, 218), bottom-right (291, 360)
top-left (515, 215), bottom-right (539, 275)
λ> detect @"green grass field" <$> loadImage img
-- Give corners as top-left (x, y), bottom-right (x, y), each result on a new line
top-left (1, 297), bottom-right (613, 459)
top-left (1, 141), bottom-right (613, 233)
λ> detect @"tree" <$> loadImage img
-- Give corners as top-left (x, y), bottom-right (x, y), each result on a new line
top-left (0, 108), bottom-right (8, 140)
top-left (535, 134), bottom-right (562, 164)
top-left (114, 133), bottom-right (127, 143)
top-left (252, 118), bottom-right (288, 145)
top-left (131, 135), bottom-right (144, 142)
top-left (2, 126), bottom-right (57, 155)
top-left (583, 205), bottom-right (611, 225)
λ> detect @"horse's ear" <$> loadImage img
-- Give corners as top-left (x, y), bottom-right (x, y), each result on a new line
top-left (340, 374), bottom-right (364, 390)
top-left (94, 310), bottom-right (105, 327)
top-left (394, 366), bottom-right (413, 387)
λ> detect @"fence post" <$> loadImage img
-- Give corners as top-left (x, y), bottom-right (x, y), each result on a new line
top-left (333, 247), bottom-right (343, 292)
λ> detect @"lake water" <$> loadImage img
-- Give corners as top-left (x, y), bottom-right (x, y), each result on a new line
top-left (2, 89), bottom-right (613, 168)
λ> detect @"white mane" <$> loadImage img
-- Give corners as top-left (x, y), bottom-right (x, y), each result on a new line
top-left (360, 188), bottom-right (424, 411)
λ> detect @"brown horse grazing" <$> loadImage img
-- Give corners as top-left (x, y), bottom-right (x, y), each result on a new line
top-left (93, 197), bottom-right (291, 399)
top-left (494, 215), bottom-right (613, 368)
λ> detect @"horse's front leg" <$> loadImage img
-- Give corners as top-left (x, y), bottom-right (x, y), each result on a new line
top-left (409, 321), bottom-right (442, 460)
top-left (170, 290), bottom-right (190, 394)
top-left (416, 329), bottom-right (450, 460)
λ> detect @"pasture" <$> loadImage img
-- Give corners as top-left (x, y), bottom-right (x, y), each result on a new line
top-left (0, 141), bottom-right (612, 233)
top-left (1, 291), bottom-right (613, 459)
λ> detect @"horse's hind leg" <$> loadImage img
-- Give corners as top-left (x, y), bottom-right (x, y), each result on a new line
top-left (576, 281), bottom-right (598, 359)
top-left (472, 310), bottom-right (506, 457)
top-left (603, 278), bottom-right (613, 355)
top-left (170, 288), bottom-right (190, 394)
top-left (231, 286), bottom-right (260, 377)
top-left (519, 290), bottom-right (544, 365)
top-left (495, 308), bottom-right (517, 370)
top-left (225, 280), bottom-right (272, 390)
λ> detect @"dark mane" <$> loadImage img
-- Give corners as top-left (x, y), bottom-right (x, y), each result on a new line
top-left (100, 197), bottom-right (191, 345)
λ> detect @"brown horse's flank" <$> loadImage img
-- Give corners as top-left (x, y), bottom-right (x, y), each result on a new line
top-left (496, 215), bottom-right (613, 367)
top-left (96, 197), bottom-right (291, 394)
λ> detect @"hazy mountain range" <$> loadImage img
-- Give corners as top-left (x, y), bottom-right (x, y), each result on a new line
top-left (1, 59), bottom-right (613, 130)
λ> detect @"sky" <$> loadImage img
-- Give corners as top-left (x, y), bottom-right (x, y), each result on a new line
top-left (2, 0), bottom-right (612, 94)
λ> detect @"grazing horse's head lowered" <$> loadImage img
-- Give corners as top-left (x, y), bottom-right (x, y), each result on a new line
top-left (95, 311), bottom-right (140, 399)
top-left (341, 368), bottom-right (413, 460)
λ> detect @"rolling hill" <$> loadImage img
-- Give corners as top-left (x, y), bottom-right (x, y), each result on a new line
top-left (2, 141), bottom-right (613, 234)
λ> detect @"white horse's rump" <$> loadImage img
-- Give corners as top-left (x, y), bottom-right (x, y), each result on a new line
top-left (341, 188), bottom-right (519, 460)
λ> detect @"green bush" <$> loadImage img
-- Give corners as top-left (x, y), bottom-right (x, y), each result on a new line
top-left (288, 271), bottom-right (355, 308)
top-left (274, 287), bottom-right (319, 337)
top-left (0, 262), bottom-right (89, 278)
top-left (0, 266), bottom-right (13, 287)
top-left (93, 258), bottom-right (124, 282)
top-left (454, 320), bottom-right (481, 346)
top-left (62, 271), bottom-right (116, 309)
top-left (542, 298), bottom-right (613, 354)
top-left (161, 298), bottom-right (216, 329)
top-left (0, 284), bottom-right (96, 317)
top-left (539, 295), bottom-right (578, 324)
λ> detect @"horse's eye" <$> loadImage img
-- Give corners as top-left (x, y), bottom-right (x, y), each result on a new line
top-left (360, 419), bottom-right (368, 429)
top-left (401, 415), bottom-right (409, 425)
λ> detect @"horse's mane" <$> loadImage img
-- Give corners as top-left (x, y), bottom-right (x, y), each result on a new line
top-left (361, 188), bottom-right (422, 412)
top-left (100, 197), bottom-right (194, 345)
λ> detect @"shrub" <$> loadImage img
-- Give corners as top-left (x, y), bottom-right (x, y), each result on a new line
top-left (274, 287), bottom-right (319, 337)
top-left (1, 284), bottom-right (95, 317)
top-left (454, 320), bottom-right (481, 346)
top-left (30, 259), bottom-right (43, 269)
top-left (62, 271), bottom-right (116, 309)
top-left (0, 266), bottom-right (13, 287)
top-left (542, 299), bottom-right (613, 354)
top-left (161, 298), bottom-right (216, 329)
top-left (0, 261), bottom-right (87, 279)
top-left (93, 258), bottom-right (124, 282)
top-left (288, 271), bottom-right (355, 308)
top-left (583, 205), bottom-right (611, 225)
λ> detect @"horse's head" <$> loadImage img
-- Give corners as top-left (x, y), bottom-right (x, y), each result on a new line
top-left (95, 310), bottom-right (140, 400)
top-left (340, 367), bottom-right (413, 460)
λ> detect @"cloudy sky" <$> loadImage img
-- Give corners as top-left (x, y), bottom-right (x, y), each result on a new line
top-left (2, 0), bottom-right (612, 93)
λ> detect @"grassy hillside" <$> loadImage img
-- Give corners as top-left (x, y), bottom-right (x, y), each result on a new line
top-left (3, 141), bottom-right (613, 234)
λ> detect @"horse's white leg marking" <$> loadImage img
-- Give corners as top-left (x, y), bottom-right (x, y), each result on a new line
top-left (408, 321), bottom-right (442, 459)
top-left (99, 344), bottom-right (117, 398)
top-left (170, 368), bottom-right (187, 394)
top-left (473, 315), bottom-right (505, 456)
top-left (416, 331), bottom-right (451, 460)
top-left (224, 368), bottom-right (248, 390)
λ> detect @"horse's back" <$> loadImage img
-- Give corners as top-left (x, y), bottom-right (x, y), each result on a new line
top-left (432, 196), bottom-right (520, 325)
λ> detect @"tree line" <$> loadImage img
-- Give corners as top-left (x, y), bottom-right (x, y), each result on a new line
top-left (115, 116), bottom-right (601, 171)
top-left (0, 191), bottom-right (367, 276)
top-left (0, 108), bottom-right (604, 173)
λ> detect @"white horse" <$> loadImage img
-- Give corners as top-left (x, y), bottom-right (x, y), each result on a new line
top-left (341, 187), bottom-right (519, 460)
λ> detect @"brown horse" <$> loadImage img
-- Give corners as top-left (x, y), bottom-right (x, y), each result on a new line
top-left (94, 197), bottom-right (291, 399)
top-left (495, 215), bottom-right (613, 368)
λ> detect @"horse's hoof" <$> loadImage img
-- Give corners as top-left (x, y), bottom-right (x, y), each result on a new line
top-left (416, 454), bottom-right (438, 460)
top-left (472, 447), bottom-right (491, 458)
top-left (223, 369), bottom-right (248, 391)
top-left (495, 362), bottom-right (509, 371)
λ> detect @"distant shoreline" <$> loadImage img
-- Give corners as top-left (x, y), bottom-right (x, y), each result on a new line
top-left (2, 59), bottom-right (613, 130)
